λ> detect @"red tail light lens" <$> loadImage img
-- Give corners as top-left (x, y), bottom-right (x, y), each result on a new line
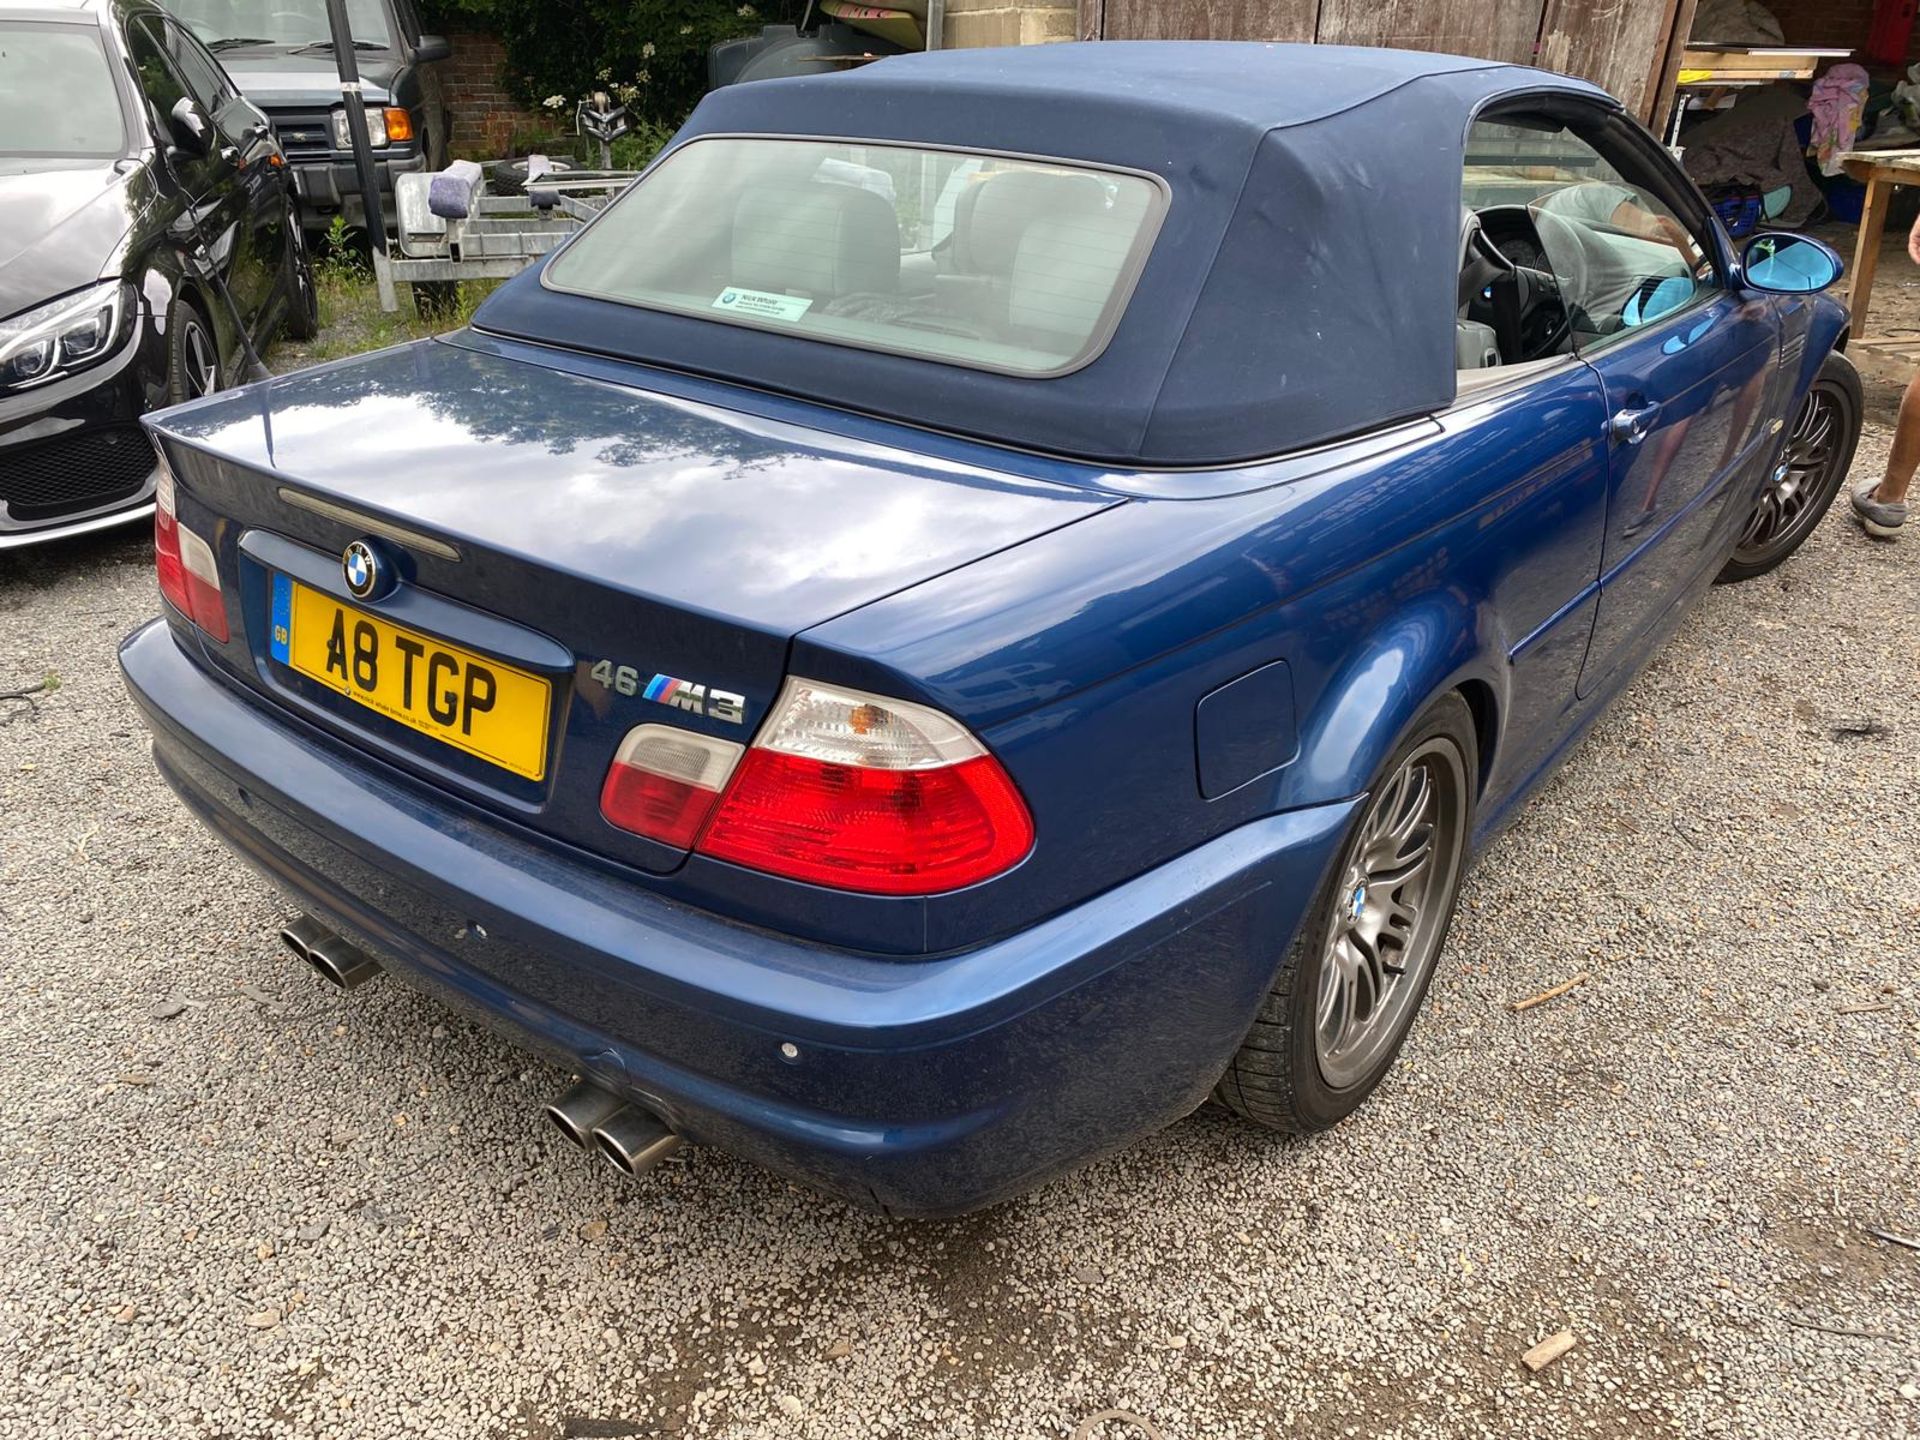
top-left (694, 679), bottom-right (1033, 895)
top-left (153, 462), bottom-right (228, 643)
top-left (600, 724), bottom-right (744, 848)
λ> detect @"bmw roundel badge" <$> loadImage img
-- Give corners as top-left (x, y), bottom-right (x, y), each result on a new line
top-left (342, 540), bottom-right (383, 600)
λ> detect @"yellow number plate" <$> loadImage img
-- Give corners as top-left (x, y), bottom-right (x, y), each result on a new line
top-left (271, 575), bottom-right (552, 781)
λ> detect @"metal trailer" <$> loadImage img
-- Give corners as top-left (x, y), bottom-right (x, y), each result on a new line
top-left (372, 175), bottom-right (635, 313)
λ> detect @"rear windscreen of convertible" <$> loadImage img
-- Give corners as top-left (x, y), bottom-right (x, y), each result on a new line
top-left (542, 138), bottom-right (1166, 376)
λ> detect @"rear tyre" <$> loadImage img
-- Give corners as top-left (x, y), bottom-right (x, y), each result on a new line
top-left (1214, 694), bottom-right (1475, 1132)
top-left (1718, 350), bottom-right (1861, 583)
top-left (164, 299), bottom-right (222, 406)
top-left (281, 203), bottom-right (320, 341)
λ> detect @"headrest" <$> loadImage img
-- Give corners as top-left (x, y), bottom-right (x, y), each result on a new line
top-left (1008, 206), bottom-right (1134, 355)
top-left (951, 170), bottom-right (1108, 276)
top-left (732, 181), bottom-right (901, 300)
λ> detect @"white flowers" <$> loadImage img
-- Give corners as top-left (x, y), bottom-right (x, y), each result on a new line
top-left (542, 94), bottom-right (566, 110)
top-left (641, 42), bottom-right (656, 59)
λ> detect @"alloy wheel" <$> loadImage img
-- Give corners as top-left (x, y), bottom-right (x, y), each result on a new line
top-left (179, 317), bottom-right (218, 399)
top-left (1735, 383), bottom-right (1842, 559)
top-left (1314, 737), bottom-right (1468, 1089)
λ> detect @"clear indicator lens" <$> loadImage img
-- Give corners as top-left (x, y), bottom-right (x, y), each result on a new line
top-left (757, 679), bottom-right (985, 771)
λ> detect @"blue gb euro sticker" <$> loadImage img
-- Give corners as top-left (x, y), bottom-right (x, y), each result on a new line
top-left (269, 573), bottom-right (292, 665)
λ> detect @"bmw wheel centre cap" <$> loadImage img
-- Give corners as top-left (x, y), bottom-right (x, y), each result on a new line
top-left (342, 540), bottom-right (384, 600)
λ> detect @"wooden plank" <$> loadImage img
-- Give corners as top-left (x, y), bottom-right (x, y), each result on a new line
top-left (1842, 150), bottom-right (1920, 182)
top-left (1100, 0), bottom-right (1317, 41)
top-left (1314, 0), bottom-right (1543, 65)
top-left (1682, 47), bottom-right (1823, 73)
top-left (1647, 0), bottom-right (1701, 135)
top-left (1538, 0), bottom-right (1682, 120)
top-left (1849, 174), bottom-right (1892, 339)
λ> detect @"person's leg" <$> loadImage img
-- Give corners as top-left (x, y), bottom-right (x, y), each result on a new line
top-left (1854, 369), bottom-right (1916, 536)
top-left (1874, 370), bottom-right (1920, 503)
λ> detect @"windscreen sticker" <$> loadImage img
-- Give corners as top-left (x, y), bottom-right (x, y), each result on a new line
top-left (712, 286), bottom-right (813, 323)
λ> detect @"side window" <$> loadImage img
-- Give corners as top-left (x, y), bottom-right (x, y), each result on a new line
top-left (1465, 115), bottom-right (1714, 359)
top-left (125, 16), bottom-right (191, 140)
top-left (162, 20), bottom-right (232, 111)
top-left (393, 0), bottom-right (422, 46)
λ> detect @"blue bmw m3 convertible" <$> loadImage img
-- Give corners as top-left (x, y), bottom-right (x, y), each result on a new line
top-left (120, 42), bottom-right (1859, 1214)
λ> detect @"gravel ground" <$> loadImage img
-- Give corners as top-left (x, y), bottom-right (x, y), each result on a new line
top-left (1, 411), bottom-right (1916, 1440)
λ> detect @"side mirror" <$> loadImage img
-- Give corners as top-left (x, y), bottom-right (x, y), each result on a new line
top-left (168, 96), bottom-right (213, 157)
top-left (413, 33), bottom-right (451, 64)
top-left (1741, 232), bottom-right (1844, 294)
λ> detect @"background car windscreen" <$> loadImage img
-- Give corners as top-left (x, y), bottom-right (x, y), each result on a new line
top-left (543, 138), bottom-right (1166, 377)
top-left (0, 23), bottom-right (127, 160)
top-left (166, 0), bottom-right (393, 50)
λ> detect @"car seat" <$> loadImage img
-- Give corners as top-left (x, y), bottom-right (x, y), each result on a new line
top-left (731, 180), bottom-right (901, 302)
top-left (1005, 200), bottom-right (1138, 364)
top-left (940, 170), bottom-right (1109, 337)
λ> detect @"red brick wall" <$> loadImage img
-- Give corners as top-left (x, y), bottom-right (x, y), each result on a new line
top-left (437, 27), bottom-right (556, 158)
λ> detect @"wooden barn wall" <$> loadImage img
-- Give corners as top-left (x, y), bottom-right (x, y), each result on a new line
top-left (1088, 0), bottom-right (1700, 123)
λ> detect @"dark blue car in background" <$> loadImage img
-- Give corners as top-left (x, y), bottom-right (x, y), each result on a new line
top-left (118, 43), bottom-right (1859, 1214)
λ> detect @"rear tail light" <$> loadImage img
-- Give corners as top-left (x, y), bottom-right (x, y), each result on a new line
top-left (154, 461), bottom-right (228, 643)
top-left (692, 679), bottom-right (1033, 895)
top-left (600, 724), bottom-right (744, 848)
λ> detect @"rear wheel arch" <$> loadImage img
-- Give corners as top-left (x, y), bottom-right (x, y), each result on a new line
top-left (1289, 594), bottom-right (1504, 811)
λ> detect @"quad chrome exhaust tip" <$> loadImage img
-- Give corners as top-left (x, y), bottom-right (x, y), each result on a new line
top-left (280, 915), bottom-right (382, 991)
top-left (546, 1080), bottom-right (684, 1179)
top-left (544, 1078), bottom-right (628, 1150)
top-left (592, 1106), bottom-right (683, 1178)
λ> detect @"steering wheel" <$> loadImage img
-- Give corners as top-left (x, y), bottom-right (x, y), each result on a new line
top-left (1473, 205), bottom-right (1578, 362)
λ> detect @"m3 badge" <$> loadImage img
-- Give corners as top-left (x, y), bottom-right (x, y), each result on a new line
top-left (589, 660), bottom-right (746, 724)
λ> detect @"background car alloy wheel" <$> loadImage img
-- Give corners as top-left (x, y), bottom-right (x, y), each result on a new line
top-left (282, 204), bottom-right (320, 342)
top-left (166, 301), bottom-right (222, 406)
top-left (1214, 694), bottom-right (1476, 1132)
top-left (1719, 351), bottom-right (1862, 583)
top-left (179, 319), bottom-right (217, 399)
top-left (1314, 738), bottom-right (1466, 1088)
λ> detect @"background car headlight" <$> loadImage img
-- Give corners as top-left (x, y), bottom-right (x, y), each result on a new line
top-left (0, 281), bottom-right (129, 392)
top-left (330, 106), bottom-right (410, 150)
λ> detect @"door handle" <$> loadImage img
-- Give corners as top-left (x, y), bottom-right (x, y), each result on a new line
top-left (1608, 404), bottom-right (1659, 445)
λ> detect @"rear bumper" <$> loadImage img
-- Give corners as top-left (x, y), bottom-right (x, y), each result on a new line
top-left (120, 619), bottom-right (1355, 1214)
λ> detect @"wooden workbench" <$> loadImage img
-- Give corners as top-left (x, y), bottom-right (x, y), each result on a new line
top-left (1839, 149), bottom-right (1920, 342)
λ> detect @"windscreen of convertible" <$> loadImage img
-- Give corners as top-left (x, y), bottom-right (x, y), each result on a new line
top-left (542, 138), bottom-right (1166, 377)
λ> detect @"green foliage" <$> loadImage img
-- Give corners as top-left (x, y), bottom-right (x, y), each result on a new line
top-left (317, 215), bottom-right (369, 282)
top-left (421, 1), bottom-right (800, 129)
top-left (609, 119), bottom-right (678, 170)
top-left (292, 270), bottom-right (498, 368)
